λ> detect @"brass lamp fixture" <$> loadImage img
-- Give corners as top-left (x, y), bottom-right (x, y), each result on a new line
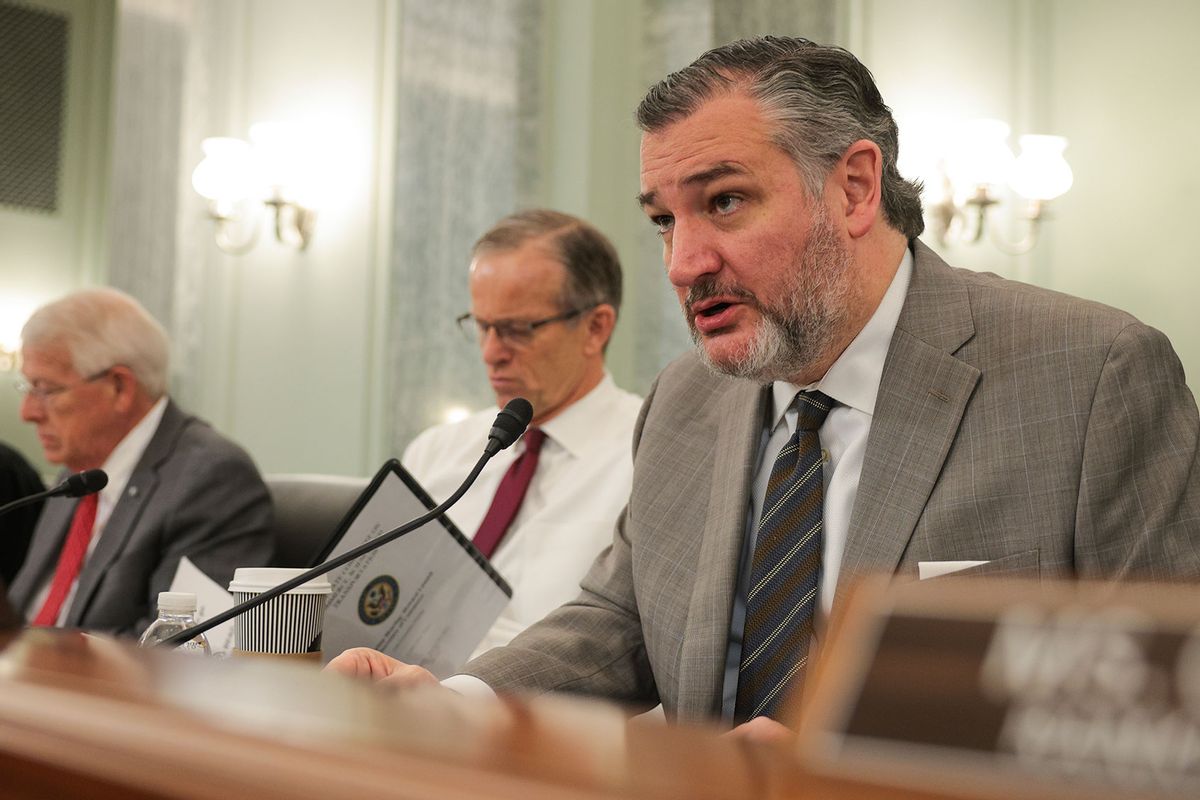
top-left (191, 123), bottom-right (316, 255)
top-left (919, 119), bottom-right (1074, 255)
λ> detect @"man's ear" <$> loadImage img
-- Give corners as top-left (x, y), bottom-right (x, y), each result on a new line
top-left (832, 139), bottom-right (884, 239)
top-left (583, 304), bottom-right (617, 357)
top-left (109, 365), bottom-right (140, 413)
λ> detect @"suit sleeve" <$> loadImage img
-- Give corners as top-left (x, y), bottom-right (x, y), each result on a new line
top-left (462, 379), bottom-right (660, 710)
top-left (129, 441), bottom-right (274, 636)
top-left (1075, 321), bottom-right (1200, 579)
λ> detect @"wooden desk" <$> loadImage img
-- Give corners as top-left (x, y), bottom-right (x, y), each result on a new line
top-left (0, 628), bottom-right (971, 800)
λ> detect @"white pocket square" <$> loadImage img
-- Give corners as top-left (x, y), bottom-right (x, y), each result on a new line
top-left (918, 560), bottom-right (989, 580)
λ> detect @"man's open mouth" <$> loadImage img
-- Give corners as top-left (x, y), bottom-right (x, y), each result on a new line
top-left (696, 301), bottom-right (733, 318)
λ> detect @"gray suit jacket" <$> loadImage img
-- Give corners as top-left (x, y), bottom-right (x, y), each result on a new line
top-left (466, 241), bottom-right (1200, 723)
top-left (7, 400), bottom-right (274, 636)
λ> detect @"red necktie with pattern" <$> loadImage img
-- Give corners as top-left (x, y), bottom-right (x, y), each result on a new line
top-left (472, 428), bottom-right (546, 559)
top-left (32, 493), bottom-right (100, 626)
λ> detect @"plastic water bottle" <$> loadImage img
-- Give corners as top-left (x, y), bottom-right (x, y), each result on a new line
top-left (138, 591), bottom-right (211, 655)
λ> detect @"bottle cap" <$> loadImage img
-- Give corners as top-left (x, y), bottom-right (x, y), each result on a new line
top-left (157, 591), bottom-right (198, 612)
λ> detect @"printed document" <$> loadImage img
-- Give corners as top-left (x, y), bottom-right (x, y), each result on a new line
top-left (319, 462), bottom-right (511, 677)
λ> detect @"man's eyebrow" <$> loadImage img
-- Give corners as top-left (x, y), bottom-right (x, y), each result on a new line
top-left (637, 162), bottom-right (748, 209)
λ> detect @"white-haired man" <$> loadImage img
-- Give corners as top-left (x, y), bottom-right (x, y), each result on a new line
top-left (8, 288), bottom-right (273, 636)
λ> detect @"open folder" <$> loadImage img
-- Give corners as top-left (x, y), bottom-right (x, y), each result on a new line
top-left (314, 459), bottom-right (512, 677)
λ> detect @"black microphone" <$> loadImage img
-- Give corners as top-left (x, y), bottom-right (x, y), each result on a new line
top-left (159, 398), bottom-right (534, 648)
top-left (60, 469), bottom-right (109, 498)
top-left (0, 469), bottom-right (109, 518)
top-left (484, 397), bottom-right (533, 456)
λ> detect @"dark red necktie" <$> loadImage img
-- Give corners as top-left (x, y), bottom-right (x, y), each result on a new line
top-left (473, 428), bottom-right (546, 559)
top-left (33, 493), bottom-right (100, 626)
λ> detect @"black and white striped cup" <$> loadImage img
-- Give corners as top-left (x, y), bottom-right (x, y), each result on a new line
top-left (228, 568), bottom-right (332, 660)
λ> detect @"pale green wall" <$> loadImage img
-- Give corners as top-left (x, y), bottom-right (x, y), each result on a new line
top-left (198, 0), bottom-right (393, 476)
top-left (1038, 0), bottom-right (1200, 388)
top-left (0, 0), bottom-right (114, 477)
top-left (538, 0), bottom-right (649, 389)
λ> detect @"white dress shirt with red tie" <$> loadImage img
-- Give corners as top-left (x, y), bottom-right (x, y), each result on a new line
top-left (403, 373), bottom-right (642, 660)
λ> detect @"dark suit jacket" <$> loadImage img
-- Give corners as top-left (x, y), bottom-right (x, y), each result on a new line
top-left (465, 241), bottom-right (1200, 723)
top-left (0, 442), bottom-right (45, 585)
top-left (7, 400), bottom-right (274, 636)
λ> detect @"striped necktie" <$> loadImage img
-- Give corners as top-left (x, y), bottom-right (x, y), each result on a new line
top-left (735, 390), bottom-right (833, 723)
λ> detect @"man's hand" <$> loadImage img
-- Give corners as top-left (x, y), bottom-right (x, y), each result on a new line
top-left (725, 716), bottom-right (796, 744)
top-left (324, 647), bottom-right (440, 689)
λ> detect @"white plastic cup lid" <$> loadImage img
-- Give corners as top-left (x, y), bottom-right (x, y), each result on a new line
top-left (228, 567), bottom-right (332, 595)
top-left (157, 591), bottom-right (198, 612)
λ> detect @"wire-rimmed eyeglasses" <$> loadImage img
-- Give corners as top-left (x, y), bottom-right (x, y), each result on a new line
top-left (13, 368), bottom-right (115, 403)
top-left (456, 306), bottom-right (595, 347)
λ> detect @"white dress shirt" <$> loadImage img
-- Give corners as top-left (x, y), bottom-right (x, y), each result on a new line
top-left (403, 373), bottom-right (642, 660)
top-left (719, 248), bottom-right (912, 719)
top-left (29, 396), bottom-right (169, 624)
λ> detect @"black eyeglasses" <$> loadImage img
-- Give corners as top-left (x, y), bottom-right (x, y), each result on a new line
top-left (455, 307), bottom-right (594, 347)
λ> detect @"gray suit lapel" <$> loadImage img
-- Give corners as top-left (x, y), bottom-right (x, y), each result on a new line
top-left (675, 378), bottom-right (768, 719)
top-left (7, 494), bottom-right (74, 611)
top-left (65, 402), bottom-right (185, 626)
top-left (833, 242), bottom-right (980, 611)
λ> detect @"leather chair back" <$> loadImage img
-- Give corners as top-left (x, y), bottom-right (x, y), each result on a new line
top-left (265, 474), bottom-right (369, 568)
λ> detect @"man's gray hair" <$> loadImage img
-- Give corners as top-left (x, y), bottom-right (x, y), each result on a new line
top-left (21, 288), bottom-right (170, 398)
top-left (636, 36), bottom-right (924, 239)
top-left (472, 209), bottom-right (623, 316)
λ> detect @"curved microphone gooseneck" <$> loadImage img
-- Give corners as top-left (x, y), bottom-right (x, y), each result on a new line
top-left (0, 469), bottom-right (109, 518)
top-left (158, 398), bottom-right (534, 648)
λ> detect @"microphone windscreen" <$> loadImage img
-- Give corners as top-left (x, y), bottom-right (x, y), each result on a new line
top-left (487, 397), bottom-right (534, 453)
top-left (505, 397), bottom-right (534, 428)
top-left (63, 469), bottom-right (109, 498)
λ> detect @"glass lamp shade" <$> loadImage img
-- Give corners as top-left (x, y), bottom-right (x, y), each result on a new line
top-left (1010, 135), bottom-right (1074, 201)
top-left (191, 137), bottom-right (255, 202)
top-left (947, 119), bottom-right (1016, 196)
top-left (249, 121), bottom-right (306, 199)
top-left (0, 298), bottom-right (35, 356)
top-left (896, 113), bottom-right (956, 205)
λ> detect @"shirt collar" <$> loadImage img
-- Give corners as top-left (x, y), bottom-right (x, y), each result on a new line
top-left (99, 396), bottom-right (168, 504)
top-left (769, 247), bottom-right (913, 428)
top-left (534, 372), bottom-right (619, 459)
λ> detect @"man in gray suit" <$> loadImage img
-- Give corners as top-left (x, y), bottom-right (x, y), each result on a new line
top-left (8, 288), bottom-right (273, 637)
top-left (328, 37), bottom-right (1200, 737)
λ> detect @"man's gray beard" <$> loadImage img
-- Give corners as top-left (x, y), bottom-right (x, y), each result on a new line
top-left (690, 212), bottom-right (854, 383)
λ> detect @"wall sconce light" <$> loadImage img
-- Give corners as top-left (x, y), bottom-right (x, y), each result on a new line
top-left (0, 301), bottom-right (34, 372)
top-left (191, 123), bottom-right (316, 255)
top-left (924, 119), bottom-right (1073, 255)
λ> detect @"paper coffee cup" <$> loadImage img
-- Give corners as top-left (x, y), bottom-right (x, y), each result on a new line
top-left (228, 568), bottom-right (332, 659)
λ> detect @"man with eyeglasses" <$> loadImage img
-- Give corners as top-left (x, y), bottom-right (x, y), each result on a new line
top-left (7, 288), bottom-right (273, 636)
top-left (401, 209), bottom-right (643, 658)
